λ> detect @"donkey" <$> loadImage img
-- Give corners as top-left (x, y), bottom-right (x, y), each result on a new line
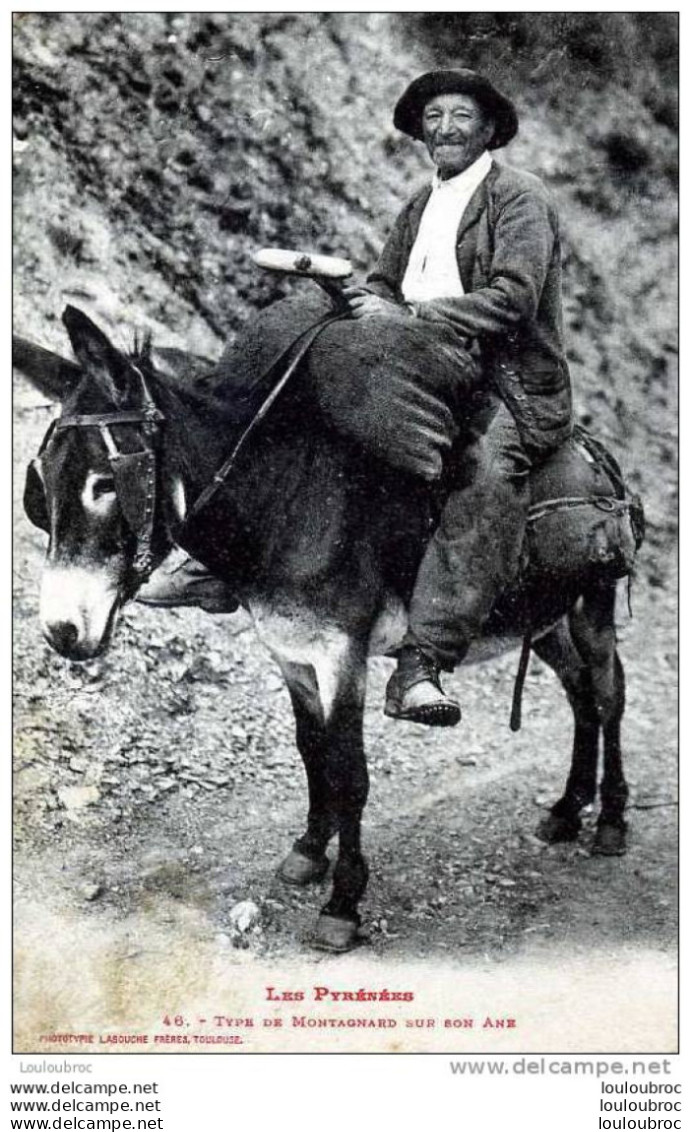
top-left (20, 306), bottom-right (637, 952)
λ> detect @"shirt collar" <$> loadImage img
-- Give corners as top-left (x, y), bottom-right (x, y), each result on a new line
top-left (432, 149), bottom-right (493, 193)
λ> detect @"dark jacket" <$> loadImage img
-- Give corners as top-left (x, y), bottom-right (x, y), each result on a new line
top-left (367, 161), bottom-right (573, 452)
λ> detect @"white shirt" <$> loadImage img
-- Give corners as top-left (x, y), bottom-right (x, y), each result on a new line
top-left (401, 150), bottom-right (493, 303)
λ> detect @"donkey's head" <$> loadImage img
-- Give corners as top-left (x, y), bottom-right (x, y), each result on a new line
top-left (23, 307), bottom-right (168, 660)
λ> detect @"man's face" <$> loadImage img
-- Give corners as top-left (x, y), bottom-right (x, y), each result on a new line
top-left (421, 93), bottom-right (495, 179)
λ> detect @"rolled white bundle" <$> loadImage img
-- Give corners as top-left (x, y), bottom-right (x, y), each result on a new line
top-left (253, 247), bottom-right (353, 279)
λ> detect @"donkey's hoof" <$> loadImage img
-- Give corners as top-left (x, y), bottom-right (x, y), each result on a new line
top-left (536, 812), bottom-right (581, 844)
top-left (314, 914), bottom-right (360, 953)
top-left (278, 849), bottom-right (329, 886)
top-left (591, 821), bottom-right (627, 857)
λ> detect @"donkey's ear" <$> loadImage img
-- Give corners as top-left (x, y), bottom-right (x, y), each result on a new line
top-left (13, 335), bottom-right (82, 403)
top-left (62, 306), bottom-right (134, 405)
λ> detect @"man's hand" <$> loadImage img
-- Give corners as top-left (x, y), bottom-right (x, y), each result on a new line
top-left (341, 285), bottom-right (402, 319)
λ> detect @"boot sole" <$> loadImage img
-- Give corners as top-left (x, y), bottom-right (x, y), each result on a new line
top-left (384, 699), bottom-right (461, 727)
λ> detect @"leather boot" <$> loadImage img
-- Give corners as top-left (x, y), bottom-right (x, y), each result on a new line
top-left (384, 644), bottom-right (461, 727)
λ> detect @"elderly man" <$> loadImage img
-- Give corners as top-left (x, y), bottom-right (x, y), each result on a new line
top-left (344, 69), bottom-right (573, 726)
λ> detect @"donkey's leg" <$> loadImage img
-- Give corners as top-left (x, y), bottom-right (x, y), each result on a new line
top-left (313, 642), bottom-right (370, 953)
top-left (532, 619), bottom-right (601, 843)
top-left (276, 660), bottom-right (334, 886)
top-left (569, 583), bottom-right (628, 856)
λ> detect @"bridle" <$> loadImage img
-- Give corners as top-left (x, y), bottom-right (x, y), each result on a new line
top-left (52, 366), bottom-right (165, 587)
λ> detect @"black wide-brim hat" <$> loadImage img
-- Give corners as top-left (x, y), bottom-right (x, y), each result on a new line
top-left (394, 69), bottom-right (518, 150)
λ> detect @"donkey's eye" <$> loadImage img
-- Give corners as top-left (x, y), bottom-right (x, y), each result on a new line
top-left (92, 476), bottom-right (115, 500)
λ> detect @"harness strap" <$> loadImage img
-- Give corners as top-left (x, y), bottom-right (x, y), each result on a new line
top-left (187, 311), bottom-right (344, 521)
top-left (55, 408), bottom-right (164, 430)
top-left (109, 449), bottom-right (158, 581)
top-left (54, 368), bottom-right (165, 588)
top-left (572, 424), bottom-right (627, 498)
top-left (36, 419), bottom-right (57, 455)
top-left (99, 425), bottom-right (119, 459)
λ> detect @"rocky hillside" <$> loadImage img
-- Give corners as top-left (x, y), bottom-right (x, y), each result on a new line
top-left (13, 12), bottom-right (678, 576)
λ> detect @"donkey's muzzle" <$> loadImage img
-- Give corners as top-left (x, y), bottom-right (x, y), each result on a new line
top-left (40, 564), bottom-right (122, 661)
top-left (43, 614), bottom-right (115, 661)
